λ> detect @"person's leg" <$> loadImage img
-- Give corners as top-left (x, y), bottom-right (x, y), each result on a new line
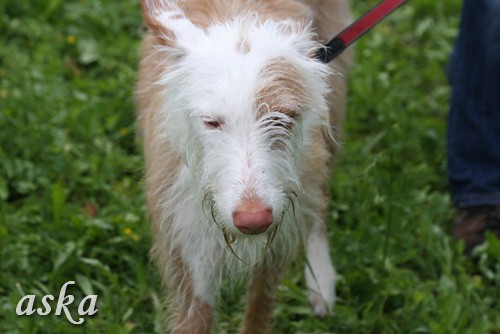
top-left (447, 0), bottom-right (500, 255)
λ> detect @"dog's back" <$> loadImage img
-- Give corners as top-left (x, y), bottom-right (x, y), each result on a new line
top-left (136, 1), bottom-right (352, 332)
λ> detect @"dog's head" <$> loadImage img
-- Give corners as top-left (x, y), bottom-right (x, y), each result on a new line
top-left (141, 0), bottom-right (333, 242)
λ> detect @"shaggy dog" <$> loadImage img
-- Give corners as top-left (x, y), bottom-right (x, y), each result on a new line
top-left (136, 0), bottom-right (352, 332)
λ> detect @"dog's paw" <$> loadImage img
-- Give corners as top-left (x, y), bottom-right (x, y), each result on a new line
top-left (305, 250), bottom-right (336, 317)
top-left (308, 290), bottom-right (330, 317)
top-left (307, 283), bottom-right (335, 317)
top-left (304, 223), bottom-right (336, 317)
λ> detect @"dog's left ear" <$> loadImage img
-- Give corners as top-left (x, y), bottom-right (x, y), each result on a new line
top-left (140, 0), bottom-right (203, 54)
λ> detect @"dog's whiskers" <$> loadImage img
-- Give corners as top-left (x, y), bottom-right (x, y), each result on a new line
top-left (201, 191), bottom-right (213, 221)
top-left (288, 190), bottom-right (301, 222)
top-left (202, 191), bottom-right (227, 232)
top-left (222, 228), bottom-right (247, 264)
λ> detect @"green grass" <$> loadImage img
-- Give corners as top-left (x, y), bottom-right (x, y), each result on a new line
top-left (1, 0), bottom-right (499, 333)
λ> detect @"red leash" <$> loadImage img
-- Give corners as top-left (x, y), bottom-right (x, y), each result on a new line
top-left (317, 0), bottom-right (407, 63)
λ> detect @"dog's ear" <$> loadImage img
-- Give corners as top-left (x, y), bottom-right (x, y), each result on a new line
top-left (140, 0), bottom-right (203, 53)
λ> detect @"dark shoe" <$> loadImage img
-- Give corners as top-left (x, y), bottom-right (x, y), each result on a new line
top-left (453, 206), bottom-right (500, 257)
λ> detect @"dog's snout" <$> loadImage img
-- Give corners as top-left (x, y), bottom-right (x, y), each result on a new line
top-left (233, 199), bottom-right (273, 235)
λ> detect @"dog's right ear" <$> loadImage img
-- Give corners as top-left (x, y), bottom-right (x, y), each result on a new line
top-left (140, 0), bottom-right (203, 53)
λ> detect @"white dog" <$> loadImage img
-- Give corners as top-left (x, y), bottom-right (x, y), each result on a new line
top-left (136, 0), bottom-right (352, 332)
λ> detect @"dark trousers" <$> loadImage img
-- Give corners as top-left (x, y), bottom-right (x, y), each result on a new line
top-left (447, 0), bottom-right (500, 208)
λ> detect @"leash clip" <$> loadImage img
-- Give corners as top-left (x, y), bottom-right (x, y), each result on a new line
top-left (317, 0), bottom-right (407, 63)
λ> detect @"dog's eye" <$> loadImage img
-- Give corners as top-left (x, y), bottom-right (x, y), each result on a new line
top-left (268, 116), bottom-right (294, 131)
top-left (203, 118), bottom-right (222, 130)
top-left (265, 108), bottom-right (298, 131)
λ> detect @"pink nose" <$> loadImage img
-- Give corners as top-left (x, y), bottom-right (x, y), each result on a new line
top-left (233, 200), bottom-right (273, 235)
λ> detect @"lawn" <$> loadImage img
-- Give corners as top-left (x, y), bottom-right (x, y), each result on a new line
top-left (1, 0), bottom-right (499, 333)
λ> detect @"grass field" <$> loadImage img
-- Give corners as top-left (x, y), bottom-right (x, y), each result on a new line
top-left (1, 0), bottom-right (499, 333)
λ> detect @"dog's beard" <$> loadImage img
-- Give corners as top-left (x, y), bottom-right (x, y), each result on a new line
top-left (201, 190), bottom-right (299, 265)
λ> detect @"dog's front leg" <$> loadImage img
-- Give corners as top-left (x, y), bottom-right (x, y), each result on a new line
top-left (304, 218), bottom-right (336, 316)
top-left (241, 263), bottom-right (286, 334)
top-left (165, 247), bottom-right (219, 334)
top-left (170, 293), bottom-right (213, 334)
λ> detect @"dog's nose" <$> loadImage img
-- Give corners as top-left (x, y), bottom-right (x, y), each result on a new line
top-left (233, 200), bottom-right (273, 235)
top-left (233, 209), bottom-right (273, 235)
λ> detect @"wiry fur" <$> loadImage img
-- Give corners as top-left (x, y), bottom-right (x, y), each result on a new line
top-left (136, 0), bottom-right (352, 332)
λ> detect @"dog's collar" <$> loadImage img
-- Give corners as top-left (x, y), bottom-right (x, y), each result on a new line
top-left (316, 0), bottom-right (406, 63)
